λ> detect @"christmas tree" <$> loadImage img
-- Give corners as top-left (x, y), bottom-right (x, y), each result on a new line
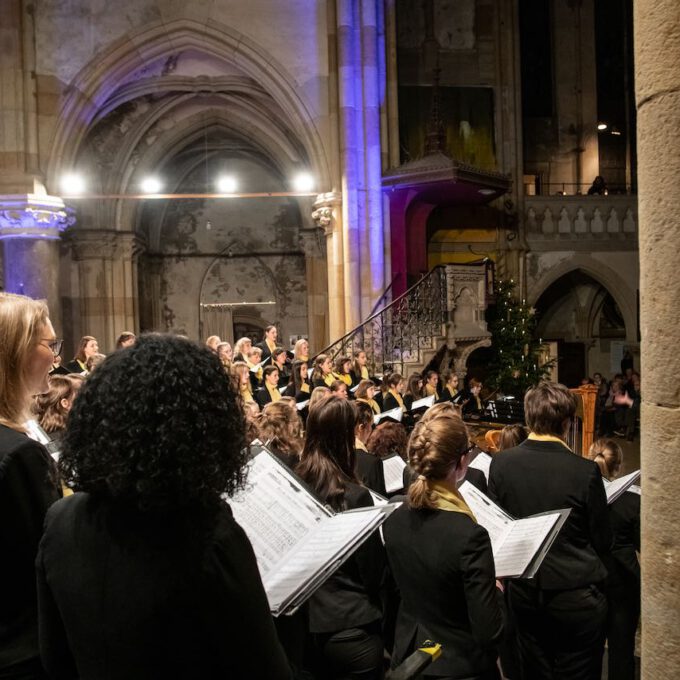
top-left (486, 279), bottom-right (552, 397)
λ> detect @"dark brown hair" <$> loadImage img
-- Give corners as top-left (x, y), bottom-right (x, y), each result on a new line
top-left (34, 374), bottom-right (84, 434)
top-left (524, 381), bottom-right (577, 436)
top-left (354, 379), bottom-right (375, 400)
top-left (334, 355), bottom-right (351, 374)
top-left (386, 373), bottom-right (403, 389)
top-left (288, 358), bottom-right (309, 395)
top-left (405, 373), bottom-right (423, 399)
top-left (354, 400), bottom-right (375, 429)
top-left (74, 335), bottom-right (97, 363)
top-left (498, 424), bottom-right (529, 451)
top-left (296, 396), bottom-right (358, 510)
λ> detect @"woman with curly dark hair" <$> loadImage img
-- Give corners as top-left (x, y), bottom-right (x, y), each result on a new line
top-left (367, 421), bottom-right (409, 460)
top-left (296, 396), bottom-right (386, 680)
top-left (36, 334), bottom-right (291, 679)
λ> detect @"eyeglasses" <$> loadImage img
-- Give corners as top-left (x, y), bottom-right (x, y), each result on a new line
top-left (463, 443), bottom-right (477, 457)
top-left (41, 338), bottom-right (64, 357)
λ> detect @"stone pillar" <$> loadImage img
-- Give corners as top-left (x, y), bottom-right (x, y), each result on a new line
top-left (634, 2), bottom-right (680, 676)
top-left (313, 192), bottom-right (344, 343)
top-left (70, 230), bottom-right (144, 353)
top-left (300, 227), bottom-right (329, 352)
top-left (0, 195), bottom-right (73, 327)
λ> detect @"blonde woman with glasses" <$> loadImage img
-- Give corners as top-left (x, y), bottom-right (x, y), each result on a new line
top-left (0, 293), bottom-right (62, 679)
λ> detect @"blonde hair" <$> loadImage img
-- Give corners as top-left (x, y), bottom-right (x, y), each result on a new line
top-left (407, 413), bottom-right (469, 510)
top-left (234, 337), bottom-right (251, 358)
top-left (0, 293), bottom-right (50, 430)
top-left (588, 438), bottom-right (623, 480)
top-left (309, 386), bottom-right (331, 410)
top-left (419, 401), bottom-right (463, 424)
top-left (293, 337), bottom-right (309, 359)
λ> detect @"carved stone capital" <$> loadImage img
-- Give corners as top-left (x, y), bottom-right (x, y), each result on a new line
top-left (0, 194), bottom-right (75, 241)
top-left (312, 191), bottom-right (342, 235)
top-left (69, 229), bottom-right (146, 261)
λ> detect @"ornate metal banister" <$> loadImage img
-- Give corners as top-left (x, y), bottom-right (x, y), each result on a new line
top-left (315, 266), bottom-right (450, 376)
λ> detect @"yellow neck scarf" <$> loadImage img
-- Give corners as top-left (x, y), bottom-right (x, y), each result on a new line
top-left (425, 384), bottom-right (437, 397)
top-left (389, 388), bottom-right (406, 412)
top-left (266, 383), bottom-right (281, 402)
top-left (358, 397), bottom-right (380, 414)
top-left (527, 432), bottom-right (572, 453)
top-left (360, 366), bottom-right (369, 380)
top-left (354, 437), bottom-right (368, 452)
top-left (300, 382), bottom-right (310, 394)
top-left (335, 372), bottom-right (352, 386)
top-left (240, 384), bottom-right (253, 402)
top-left (323, 373), bottom-right (334, 387)
top-left (428, 479), bottom-right (476, 521)
top-left (266, 338), bottom-right (276, 353)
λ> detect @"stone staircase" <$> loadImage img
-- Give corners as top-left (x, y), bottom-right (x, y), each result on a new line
top-left (318, 263), bottom-right (493, 378)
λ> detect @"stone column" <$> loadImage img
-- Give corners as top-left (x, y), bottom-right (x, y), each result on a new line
top-left (313, 191), bottom-right (344, 343)
top-left (634, 1), bottom-right (680, 676)
top-left (70, 229), bottom-right (144, 353)
top-left (0, 195), bottom-right (73, 326)
top-left (299, 226), bottom-right (329, 352)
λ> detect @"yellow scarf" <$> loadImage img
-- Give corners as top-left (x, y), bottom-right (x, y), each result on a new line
top-left (323, 373), bottom-right (334, 387)
top-left (360, 366), bottom-right (369, 380)
top-left (358, 397), bottom-right (380, 415)
top-left (266, 383), bottom-right (281, 402)
top-left (428, 479), bottom-right (476, 521)
top-left (355, 437), bottom-right (369, 452)
top-left (240, 383), bottom-right (254, 403)
top-left (266, 338), bottom-right (276, 353)
top-left (389, 388), bottom-right (406, 413)
top-left (334, 372), bottom-right (352, 386)
top-left (425, 384), bottom-right (437, 397)
top-left (447, 385), bottom-right (457, 398)
top-left (300, 382), bottom-right (310, 394)
top-left (527, 432), bottom-right (572, 453)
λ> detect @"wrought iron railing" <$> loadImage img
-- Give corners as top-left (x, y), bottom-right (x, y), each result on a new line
top-left (315, 266), bottom-right (449, 377)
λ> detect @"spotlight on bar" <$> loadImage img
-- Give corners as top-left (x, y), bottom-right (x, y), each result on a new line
top-left (597, 123), bottom-right (608, 131)
top-left (216, 176), bottom-right (238, 193)
top-left (60, 174), bottom-right (86, 195)
top-left (141, 177), bottom-right (163, 194)
top-left (292, 172), bottom-right (315, 193)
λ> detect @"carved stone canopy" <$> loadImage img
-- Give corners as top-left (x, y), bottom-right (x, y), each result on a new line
top-left (312, 191), bottom-right (342, 235)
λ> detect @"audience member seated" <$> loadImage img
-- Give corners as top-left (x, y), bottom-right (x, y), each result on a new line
top-left (296, 396), bottom-right (386, 680)
top-left (588, 438), bottom-right (640, 680)
top-left (488, 381), bottom-right (611, 680)
top-left (383, 412), bottom-right (503, 680)
top-left (0, 293), bottom-right (62, 679)
top-left (38, 335), bottom-right (292, 679)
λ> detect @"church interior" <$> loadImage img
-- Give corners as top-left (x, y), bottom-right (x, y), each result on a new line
top-left (0, 0), bottom-right (678, 678)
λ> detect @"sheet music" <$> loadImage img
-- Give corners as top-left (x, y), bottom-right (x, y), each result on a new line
top-left (250, 362), bottom-right (263, 374)
top-left (307, 367), bottom-right (314, 379)
top-left (493, 514), bottom-right (559, 578)
top-left (374, 407), bottom-right (403, 425)
top-left (382, 454), bottom-right (407, 493)
top-left (229, 452), bottom-right (328, 575)
top-left (369, 490), bottom-right (388, 506)
top-left (603, 470), bottom-right (641, 504)
top-left (24, 419), bottom-right (61, 461)
top-left (263, 508), bottom-right (385, 613)
top-left (459, 481), bottom-right (564, 578)
top-left (296, 399), bottom-right (310, 411)
top-left (350, 384), bottom-right (360, 393)
top-left (628, 484), bottom-right (641, 496)
top-left (410, 395), bottom-right (435, 411)
top-left (468, 452), bottom-right (493, 481)
top-left (459, 481), bottom-right (513, 547)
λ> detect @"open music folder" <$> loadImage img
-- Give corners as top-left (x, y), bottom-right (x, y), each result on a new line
top-left (374, 407), bottom-right (403, 425)
top-left (458, 481), bottom-right (570, 579)
top-left (603, 469), bottom-right (641, 504)
top-left (468, 451), bottom-right (493, 481)
top-left (381, 453), bottom-right (408, 494)
top-left (228, 446), bottom-right (397, 616)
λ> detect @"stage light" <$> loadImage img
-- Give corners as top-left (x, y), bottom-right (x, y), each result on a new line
top-left (60, 174), bottom-right (86, 195)
top-left (597, 123), bottom-right (608, 131)
top-left (141, 177), bottom-right (163, 194)
top-left (292, 172), bottom-right (315, 192)
top-left (216, 176), bottom-right (238, 193)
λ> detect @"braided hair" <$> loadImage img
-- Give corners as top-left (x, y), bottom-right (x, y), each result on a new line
top-left (407, 413), bottom-right (469, 510)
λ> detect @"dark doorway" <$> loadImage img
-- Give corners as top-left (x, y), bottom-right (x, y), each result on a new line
top-left (556, 340), bottom-right (586, 388)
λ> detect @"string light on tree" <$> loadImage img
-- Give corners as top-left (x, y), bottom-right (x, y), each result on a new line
top-left (486, 279), bottom-right (552, 397)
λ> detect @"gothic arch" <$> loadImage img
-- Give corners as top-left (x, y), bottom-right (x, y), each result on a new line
top-left (47, 17), bottom-right (330, 193)
top-left (527, 256), bottom-right (637, 343)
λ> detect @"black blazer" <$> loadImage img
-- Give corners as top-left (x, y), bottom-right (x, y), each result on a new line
top-left (0, 426), bottom-right (61, 673)
top-left (608, 489), bottom-right (640, 588)
top-left (255, 386), bottom-right (277, 409)
top-left (255, 341), bottom-right (278, 364)
top-left (354, 449), bottom-right (387, 496)
top-left (384, 504), bottom-right (503, 677)
top-left (37, 494), bottom-right (291, 679)
top-left (382, 393), bottom-right (403, 413)
top-left (488, 438), bottom-right (611, 590)
top-left (307, 483), bottom-right (385, 634)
